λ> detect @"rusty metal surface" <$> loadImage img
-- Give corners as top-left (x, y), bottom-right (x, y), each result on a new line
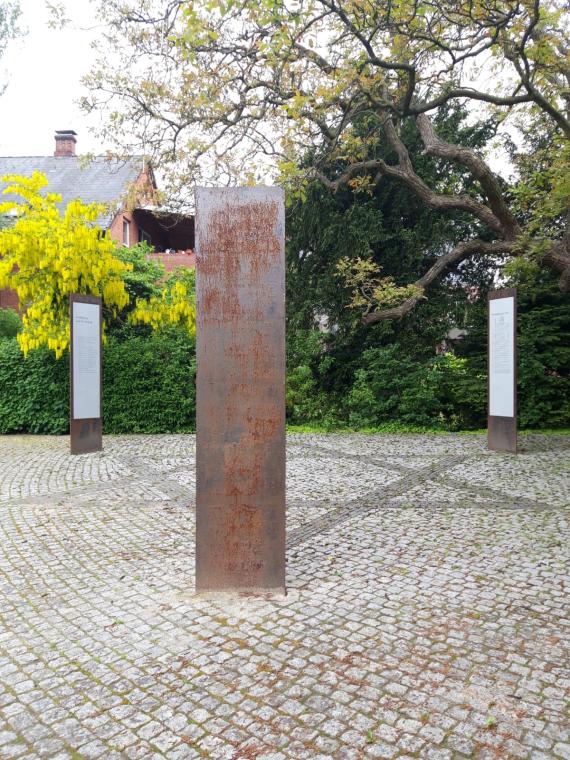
top-left (488, 288), bottom-right (517, 454)
top-left (195, 188), bottom-right (286, 593)
top-left (70, 418), bottom-right (103, 455)
top-left (70, 293), bottom-right (103, 455)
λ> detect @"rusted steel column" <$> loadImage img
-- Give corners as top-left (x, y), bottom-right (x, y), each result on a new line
top-left (195, 187), bottom-right (286, 593)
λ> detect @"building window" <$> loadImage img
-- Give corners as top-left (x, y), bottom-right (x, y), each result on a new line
top-left (122, 218), bottom-right (130, 247)
top-left (138, 228), bottom-right (151, 244)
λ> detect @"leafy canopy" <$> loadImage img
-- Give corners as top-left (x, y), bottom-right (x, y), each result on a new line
top-left (84, 0), bottom-right (569, 186)
top-left (84, 0), bottom-right (570, 319)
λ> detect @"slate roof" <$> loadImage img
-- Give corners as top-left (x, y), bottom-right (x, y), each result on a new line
top-left (0, 156), bottom-right (145, 228)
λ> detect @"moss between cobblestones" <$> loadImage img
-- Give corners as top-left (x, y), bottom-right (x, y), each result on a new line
top-left (287, 424), bottom-right (570, 435)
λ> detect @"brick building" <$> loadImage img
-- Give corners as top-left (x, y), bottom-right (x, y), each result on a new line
top-left (0, 130), bottom-right (195, 310)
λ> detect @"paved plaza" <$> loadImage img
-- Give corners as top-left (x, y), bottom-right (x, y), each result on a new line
top-left (0, 433), bottom-right (569, 759)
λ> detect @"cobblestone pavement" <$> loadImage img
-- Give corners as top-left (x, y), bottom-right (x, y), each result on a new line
top-left (0, 433), bottom-right (569, 760)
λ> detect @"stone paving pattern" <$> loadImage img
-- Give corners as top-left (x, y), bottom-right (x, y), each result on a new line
top-left (0, 433), bottom-right (569, 760)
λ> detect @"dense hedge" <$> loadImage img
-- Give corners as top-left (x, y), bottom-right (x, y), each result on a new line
top-left (0, 339), bottom-right (69, 434)
top-left (0, 308), bottom-right (21, 339)
top-left (103, 330), bottom-right (196, 433)
top-left (1, 283), bottom-right (568, 434)
top-left (285, 283), bottom-right (570, 431)
top-left (0, 329), bottom-right (196, 435)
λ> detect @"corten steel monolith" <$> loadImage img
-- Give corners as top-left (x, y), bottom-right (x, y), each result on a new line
top-left (70, 293), bottom-right (103, 455)
top-left (195, 187), bottom-right (286, 593)
top-left (488, 288), bottom-right (517, 453)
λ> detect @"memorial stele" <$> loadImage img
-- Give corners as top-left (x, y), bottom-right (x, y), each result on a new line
top-left (488, 288), bottom-right (517, 453)
top-left (70, 294), bottom-right (103, 454)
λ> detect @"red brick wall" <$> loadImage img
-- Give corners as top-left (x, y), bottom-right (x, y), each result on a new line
top-left (108, 210), bottom-right (143, 247)
top-left (54, 138), bottom-right (76, 157)
top-left (0, 287), bottom-right (19, 310)
top-left (147, 252), bottom-right (196, 271)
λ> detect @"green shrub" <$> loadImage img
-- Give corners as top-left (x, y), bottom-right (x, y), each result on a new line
top-left (345, 346), bottom-right (443, 428)
top-left (344, 347), bottom-right (489, 430)
top-left (0, 329), bottom-right (196, 435)
top-left (0, 339), bottom-right (69, 434)
top-left (103, 329), bottom-right (196, 433)
top-left (0, 308), bottom-right (22, 339)
top-left (1, 276), bottom-right (567, 435)
top-left (456, 280), bottom-right (570, 430)
top-left (517, 299), bottom-right (570, 428)
top-left (431, 352), bottom-right (486, 430)
top-left (286, 364), bottom-right (338, 425)
top-left (285, 329), bottom-right (344, 427)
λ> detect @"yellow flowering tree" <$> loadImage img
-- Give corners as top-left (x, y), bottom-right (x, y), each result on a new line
top-left (0, 172), bottom-right (195, 357)
top-left (129, 268), bottom-right (196, 336)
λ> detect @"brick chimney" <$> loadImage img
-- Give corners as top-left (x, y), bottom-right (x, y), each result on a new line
top-left (54, 130), bottom-right (77, 157)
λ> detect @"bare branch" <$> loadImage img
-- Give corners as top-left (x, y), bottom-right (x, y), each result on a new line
top-left (415, 114), bottom-right (520, 239)
top-left (409, 88), bottom-right (534, 115)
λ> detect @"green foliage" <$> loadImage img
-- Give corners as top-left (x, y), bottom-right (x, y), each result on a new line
top-left (517, 301), bottom-right (570, 429)
top-left (336, 256), bottom-right (421, 313)
top-left (103, 329), bottom-right (196, 433)
top-left (0, 338), bottom-right (69, 434)
top-left (345, 347), bottom-right (463, 429)
top-left (1, 279), bottom-right (568, 433)
top-left (0, 307), bottom-right (21, 338)
top-left (436, 352), bottom-right (486, 429)
top-left (454, 277), bottom-right (570, 429)
top-left (286, 105), bottom-right (497, 342)
top-left (113, 241), bottom-right (164, 306)
top-left (284, 274), bottom-right (569, 431)
top-left (286, 330), bottom-right (334, 426)
top-left (0, 328), bottom-right (196, 435)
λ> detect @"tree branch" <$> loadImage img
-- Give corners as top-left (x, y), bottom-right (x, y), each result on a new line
top-left (380, 117), bottom-right (507, 236)
top-left (415, 113), bottom-right (520, 239)
top-left (362, 239), bottom-right (515, 323)
top-left (409, 88), bottom-right (534, 115)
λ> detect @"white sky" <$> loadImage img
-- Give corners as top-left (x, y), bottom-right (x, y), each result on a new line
top-left (0, 0), bottom-right (103, 156)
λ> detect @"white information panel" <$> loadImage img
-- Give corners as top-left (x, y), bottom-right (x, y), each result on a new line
top-left (489, 296), bottom-right (514, 417)
top-left (72, 301), bottom-right (101, 420)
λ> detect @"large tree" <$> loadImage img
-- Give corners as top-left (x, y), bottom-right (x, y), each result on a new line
top-left (84, 0), bottom-right (569, 320)
top-left (287, 105), bottom-right (498, 331)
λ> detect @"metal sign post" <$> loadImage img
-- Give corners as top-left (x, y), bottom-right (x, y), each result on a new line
top-left (488, 288), bottom-right (517, 453)
top-left (195, 188), bottom-right (286, 593)
top-left (69, 294), bottom-right (103, 455)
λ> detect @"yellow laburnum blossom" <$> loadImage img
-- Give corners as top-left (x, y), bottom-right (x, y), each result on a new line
top-left (0, 172), bottom-right (131, 358)
top-left (130, 279), bottom-right (196, 334)
top-left (0, 172), bottom-right (196, 358)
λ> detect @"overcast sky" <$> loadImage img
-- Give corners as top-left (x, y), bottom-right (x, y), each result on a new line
top-left (0, 0), bottom-right (103, 156)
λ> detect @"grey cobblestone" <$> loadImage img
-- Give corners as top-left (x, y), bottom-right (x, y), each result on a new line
top-left (0, 432), bottom-right (569, 758)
